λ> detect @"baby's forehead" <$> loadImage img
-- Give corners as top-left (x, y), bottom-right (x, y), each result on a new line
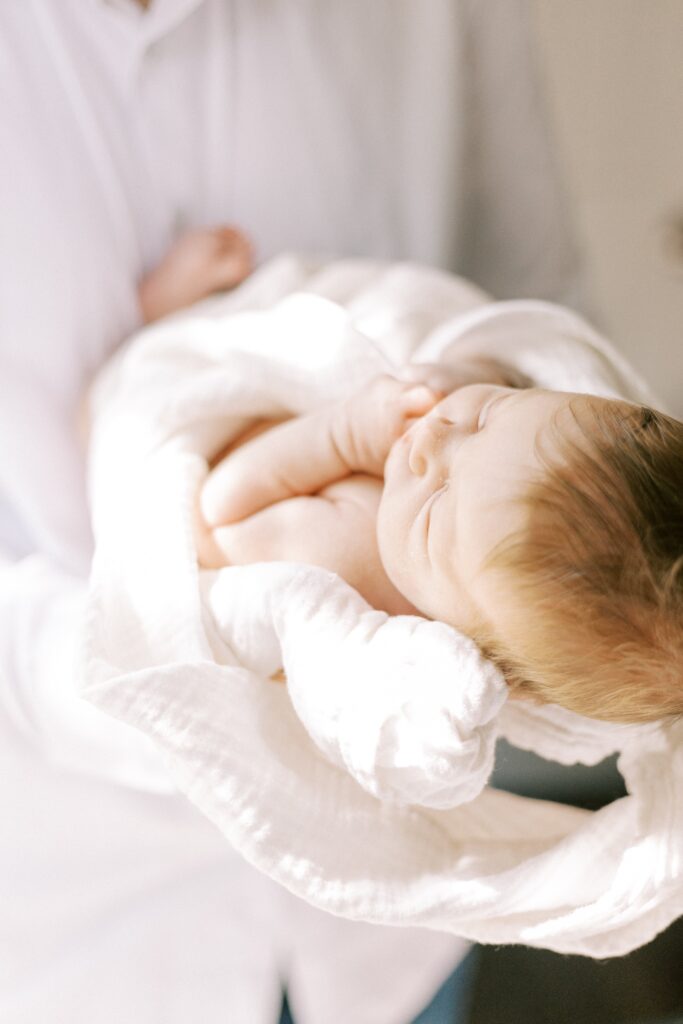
top-left (495, 387), bottom-right (577, 453)
top-left (499, 390), bottom-right (600, 493)
top-left (518, 392), bottom-right (642, 512)
top-left (542, 391), bottom-right (635, 443)
top-left (528, 390), bottom-right (621, 452)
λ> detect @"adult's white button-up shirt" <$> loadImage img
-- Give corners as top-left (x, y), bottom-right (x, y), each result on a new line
top-left (0, 2), bottom-right (584, 1021)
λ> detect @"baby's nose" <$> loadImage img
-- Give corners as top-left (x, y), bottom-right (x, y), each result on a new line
top-left (408, 415), bottom-right (453, 476)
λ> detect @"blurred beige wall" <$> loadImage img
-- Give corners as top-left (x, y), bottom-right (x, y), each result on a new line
top-left (532, 0), bottom-right (683, 415)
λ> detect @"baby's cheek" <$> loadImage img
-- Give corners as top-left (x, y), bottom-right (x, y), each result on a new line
top-left (376, 491), bottom-right (414, 593)
top-left (375, 493), bottom-right (398, 570)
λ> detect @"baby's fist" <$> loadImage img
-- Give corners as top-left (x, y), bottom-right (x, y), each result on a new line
top-left (334, 375), bottom-right (440, 476)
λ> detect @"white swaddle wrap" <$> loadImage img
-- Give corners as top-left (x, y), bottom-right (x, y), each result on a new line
top-left (83, 256), bottom-right (683, 958)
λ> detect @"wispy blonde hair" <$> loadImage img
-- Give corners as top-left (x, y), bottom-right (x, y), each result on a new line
top-left (477, 397), bottom-right (683, 723)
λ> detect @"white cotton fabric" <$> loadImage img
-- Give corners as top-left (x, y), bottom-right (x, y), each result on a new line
top-left (83, 256), bottom-right (683, 959)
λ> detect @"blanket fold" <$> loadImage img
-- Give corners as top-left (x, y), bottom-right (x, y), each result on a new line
top-left (200, 565), bottom-right (507, 808)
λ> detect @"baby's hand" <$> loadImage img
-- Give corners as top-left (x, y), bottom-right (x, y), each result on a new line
top-left (139, 226), bottom-right (253, 323)
top-left (331, 374), bottom-right (442, 478)
top-left (198, 475), bottom-right (417, 615)
top-left (324, 360), bottom-right (529, 478)
top-left (200, 376), bottom-right (440, 530)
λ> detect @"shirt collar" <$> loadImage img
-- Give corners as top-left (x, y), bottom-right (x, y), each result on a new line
top-left (98, 0), bottom-right (207, 46)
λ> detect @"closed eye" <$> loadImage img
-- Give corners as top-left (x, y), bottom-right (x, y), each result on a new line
top-left (477, 392), bottom-right (509, 431)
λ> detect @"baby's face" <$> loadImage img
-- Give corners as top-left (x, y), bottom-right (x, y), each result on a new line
top-left (377, 384), bottom-right (579, 634)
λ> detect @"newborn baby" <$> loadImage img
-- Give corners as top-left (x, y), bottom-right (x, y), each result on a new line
top-left (142, 227), bottom-right (683, 726)
top-left (196, 369), bottom-right (683, 725)
top-left (81, 229), bottom-right (683, 951)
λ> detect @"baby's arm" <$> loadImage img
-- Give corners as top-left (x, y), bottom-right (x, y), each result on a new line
top-left (200, 376), bottom-right (439, 529)
top-left (199, 474), bottom-right (417, 615)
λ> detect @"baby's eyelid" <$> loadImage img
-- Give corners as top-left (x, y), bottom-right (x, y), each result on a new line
top-left (477, 393), bottom-right (507, 430)
top-left (477, 403), bottom-right (492, 430)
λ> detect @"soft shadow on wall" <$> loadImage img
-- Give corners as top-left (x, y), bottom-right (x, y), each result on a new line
top-left (532, 0), bottom-right (683, 418)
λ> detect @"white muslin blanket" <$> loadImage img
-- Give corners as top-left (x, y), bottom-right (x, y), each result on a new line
top-left (83, 256), bottom-right (683, 958)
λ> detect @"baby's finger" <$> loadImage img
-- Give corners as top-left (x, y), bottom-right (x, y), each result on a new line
top-left (397, 383), bottom-right (441, 418)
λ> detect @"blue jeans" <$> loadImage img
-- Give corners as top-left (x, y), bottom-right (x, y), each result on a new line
top-left (278, 947), bottom-right (480, 1024)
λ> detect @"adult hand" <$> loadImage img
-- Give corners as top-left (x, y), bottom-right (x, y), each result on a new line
top-left (139, 226), bottom-right (253, 323)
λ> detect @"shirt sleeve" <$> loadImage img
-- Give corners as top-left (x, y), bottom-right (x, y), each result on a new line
top-left (459, 0), bottom-right (591, 313)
